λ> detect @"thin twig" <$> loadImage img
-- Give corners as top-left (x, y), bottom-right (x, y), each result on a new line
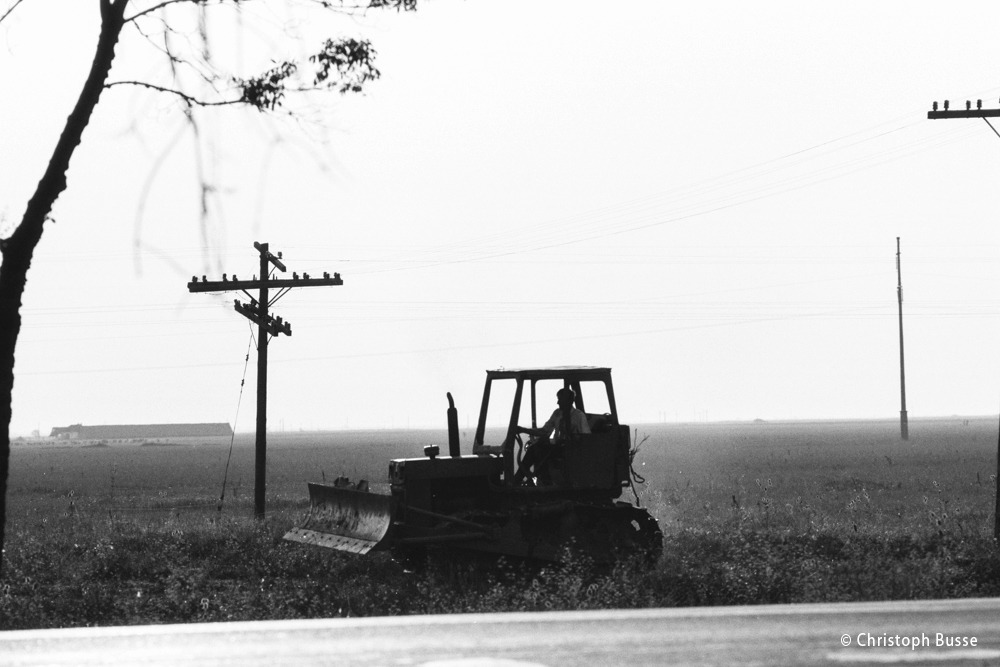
top-left (0, 0), bottom-right (26, 26)
top-left (104, 79), bottom-right (239, 106)
top-left (126, 0), bottom-right (204, 23)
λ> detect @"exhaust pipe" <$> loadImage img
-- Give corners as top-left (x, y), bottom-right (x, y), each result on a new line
top-left (447, 392), bottom-right (460, 457)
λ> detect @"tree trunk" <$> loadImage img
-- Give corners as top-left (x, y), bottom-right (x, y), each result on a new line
top-left (0, 0), bottom-right (128, 577)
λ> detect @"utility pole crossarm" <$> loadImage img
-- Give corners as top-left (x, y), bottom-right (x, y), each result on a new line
top-left (254, 241), bottom-right (286, 272)
top-left (927, 99), bottom-right (1000, 119)
top-left (928, 109), bottom-right (1000, 119)
top-left (233, 300), bottom-right (292, 337)
top-left (187, 274), bottom-right (343, 293)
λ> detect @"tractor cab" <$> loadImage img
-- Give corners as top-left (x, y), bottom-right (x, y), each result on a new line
top-left (471, 366), bottom-right (631, 495)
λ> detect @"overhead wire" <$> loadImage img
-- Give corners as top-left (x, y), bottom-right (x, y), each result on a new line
top-left (340, 115), bottom-right (980, 275)
top-left (373, 116), bottom-right (932, 262)
top-left (16, 102), bottom-right (1000, 375)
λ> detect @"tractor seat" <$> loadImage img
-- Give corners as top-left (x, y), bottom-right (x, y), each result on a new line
top-left (587, 413), bottom-right (612, 433)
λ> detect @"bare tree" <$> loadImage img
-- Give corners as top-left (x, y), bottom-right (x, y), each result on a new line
top-left (0, 0), bottom-right (415, 575)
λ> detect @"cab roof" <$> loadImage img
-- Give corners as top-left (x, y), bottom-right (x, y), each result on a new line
top-left (485, 366), bottom-right (612, 381)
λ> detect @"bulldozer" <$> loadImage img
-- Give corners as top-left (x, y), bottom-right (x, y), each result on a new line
top-left (283, 366), bottom-right (661, 564)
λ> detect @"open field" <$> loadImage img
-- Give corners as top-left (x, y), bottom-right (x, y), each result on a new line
top-left (2, 417), bottom-right (998, 628)
top-left (9, 418), bottom-right (997, 535)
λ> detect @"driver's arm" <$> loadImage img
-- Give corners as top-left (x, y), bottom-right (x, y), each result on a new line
top-left (517, 410), bottom-right (558, 438)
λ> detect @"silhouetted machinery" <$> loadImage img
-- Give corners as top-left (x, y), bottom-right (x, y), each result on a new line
top-left (284, 367), bottom-right (661, 563)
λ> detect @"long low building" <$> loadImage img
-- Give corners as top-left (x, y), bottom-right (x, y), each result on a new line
top-left (49, 423), bottom-right (233, 439)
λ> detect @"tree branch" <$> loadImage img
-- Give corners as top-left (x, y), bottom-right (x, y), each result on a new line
top-left (125, 0), bottom-right (204, 23)
top-left (124, 0), bottom-right (416, 24)
top-left (308, 0), bottom-right (418, 12)
top-left (104, 79), bottom-right (241, 106)
top-left (0, 0), bottom-right (26, 25)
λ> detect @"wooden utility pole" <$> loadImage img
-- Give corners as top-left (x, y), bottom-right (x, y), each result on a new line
top-left (188, 241), bottom-right (342, 518)
top-left (896, 237), bottom-right (908, 441)
top-left (927, 99), bottom-right (1000, 539)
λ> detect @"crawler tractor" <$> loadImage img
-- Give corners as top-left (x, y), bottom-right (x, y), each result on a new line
top-left (284, 367), bottom-right (661, 563)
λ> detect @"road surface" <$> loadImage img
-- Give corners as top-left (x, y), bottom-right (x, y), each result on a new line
top-left (3, 597), bottom-right (1000, 666)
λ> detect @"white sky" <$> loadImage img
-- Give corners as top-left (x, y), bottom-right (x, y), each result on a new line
top-left (3, 1), bottom-right (1000, 436)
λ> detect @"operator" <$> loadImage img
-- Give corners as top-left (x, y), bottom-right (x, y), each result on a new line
top-left (512, 387), bottom-right (590, 485)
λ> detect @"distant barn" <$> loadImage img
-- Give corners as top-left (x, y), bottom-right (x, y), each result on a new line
top-left (49, 423), bottom-right (233, 439)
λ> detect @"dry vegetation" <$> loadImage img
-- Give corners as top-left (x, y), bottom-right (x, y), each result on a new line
top-left (1, 418), bottom-right (998, 628)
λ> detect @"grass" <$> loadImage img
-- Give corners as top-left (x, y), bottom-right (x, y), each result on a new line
top-left (1, 418), bottom-right (998, 628)
top-left (1, 512), bottom-right (417, 626)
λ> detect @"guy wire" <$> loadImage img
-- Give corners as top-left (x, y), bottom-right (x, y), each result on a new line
top-left (217, 326), bottom-right (255, 514)
top-left (983, 117), bottom-right (1000, 141)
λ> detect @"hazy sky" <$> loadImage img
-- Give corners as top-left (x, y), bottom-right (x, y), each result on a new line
top-left (4, 1), bottom-right (1000, 436)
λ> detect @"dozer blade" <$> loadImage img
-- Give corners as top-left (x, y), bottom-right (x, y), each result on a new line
top-left (283, 482), bottom-right (393, 554)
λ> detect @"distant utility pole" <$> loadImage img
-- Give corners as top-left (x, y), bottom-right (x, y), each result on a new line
top-left (896, 238), bottom-right (908, 441)
top-left (188, 241), bottom-right (343, 519)
top-left (927, 98), bottom-right (1000, 539)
